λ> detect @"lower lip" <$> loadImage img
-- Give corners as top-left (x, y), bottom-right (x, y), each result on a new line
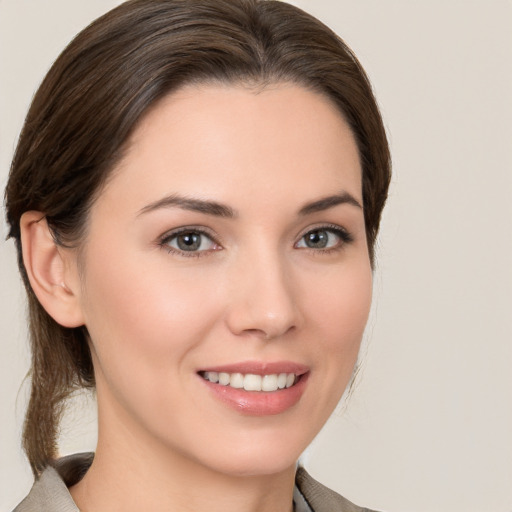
top-left (200, 373), bottom-right (309, 416)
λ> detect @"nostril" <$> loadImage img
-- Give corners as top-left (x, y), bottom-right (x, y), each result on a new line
top-left (240, 328), bottom-right (270, 339)
top-left (240, 325), bottom-right (296, 341)
top-left (224, 275), bottom-right (302, 339)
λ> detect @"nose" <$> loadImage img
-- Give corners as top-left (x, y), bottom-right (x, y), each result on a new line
top-left (224, 251), bottom-right (302, 341)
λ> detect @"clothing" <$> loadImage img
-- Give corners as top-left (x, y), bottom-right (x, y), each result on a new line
top-left (13, 453), bottom-right (378, 512)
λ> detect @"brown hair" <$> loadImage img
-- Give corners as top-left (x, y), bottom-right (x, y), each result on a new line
top-left (4, 0), bottom-right (391, 476)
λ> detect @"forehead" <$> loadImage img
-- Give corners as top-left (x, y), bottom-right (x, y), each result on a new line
top-left (100, 82), bottom-right (362, 214)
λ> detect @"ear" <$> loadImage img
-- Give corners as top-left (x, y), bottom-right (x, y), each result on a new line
top-left (20, 211), bottom-right (85, 328)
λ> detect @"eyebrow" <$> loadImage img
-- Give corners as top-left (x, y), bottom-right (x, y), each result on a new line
top-left (138, 190), bottom-right (361, 218)
top-left (298, 192), bottom-right (362, 215)
top-left (138, 194), bottom-right (236, 218)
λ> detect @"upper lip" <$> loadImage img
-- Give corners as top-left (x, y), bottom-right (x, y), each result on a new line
top-left (198, 360), bottom-right (309, 376)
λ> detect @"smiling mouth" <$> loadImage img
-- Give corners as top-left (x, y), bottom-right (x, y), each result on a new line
top-left (199, 371), bottom-right (299, 392)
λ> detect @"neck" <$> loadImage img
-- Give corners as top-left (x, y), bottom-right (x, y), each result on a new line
top-left (70, 403), bottom-right (296, 512)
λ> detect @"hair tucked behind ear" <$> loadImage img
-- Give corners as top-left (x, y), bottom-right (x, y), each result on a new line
top-left (5, 0), bottom-right (390, 476)
top-left (23, 294), bottom-right (94, 474)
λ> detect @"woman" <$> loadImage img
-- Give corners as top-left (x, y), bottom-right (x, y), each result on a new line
top-left (5, 0), bottom-right (390, 510)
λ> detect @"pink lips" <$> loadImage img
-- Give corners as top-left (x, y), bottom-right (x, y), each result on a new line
top-left (198, 361), bottom-right (310, 416)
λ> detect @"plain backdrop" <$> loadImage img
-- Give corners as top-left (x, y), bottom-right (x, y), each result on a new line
top-left (1, 1), bottom-right (511, 511)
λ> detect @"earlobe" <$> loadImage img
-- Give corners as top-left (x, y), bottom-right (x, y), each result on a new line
top-left (20, 211), bottom-right (85, 328)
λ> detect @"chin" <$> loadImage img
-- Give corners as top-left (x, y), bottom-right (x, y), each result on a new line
top-left (206, 452), bottom-right (298, 478)
top-left (188, 430), bottom-right (310, 478)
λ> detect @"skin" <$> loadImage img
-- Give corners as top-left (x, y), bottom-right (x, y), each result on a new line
top-left (24, 83), bottom-right (372, 512)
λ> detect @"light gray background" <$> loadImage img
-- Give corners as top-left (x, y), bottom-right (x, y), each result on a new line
top-left (1, 1), bottom-right (511, 510)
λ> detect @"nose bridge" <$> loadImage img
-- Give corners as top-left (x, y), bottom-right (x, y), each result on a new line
top-left (225, 241), bottom-right (301, 340)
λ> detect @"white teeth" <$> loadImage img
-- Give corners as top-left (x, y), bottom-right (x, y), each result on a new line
top-left (218, 372), bottom-right (230, 385)
top-left (203, 371), bottom-right (297, 392)
top-left (205, 371), bottom-right (219, 383)
top-left (243, 374), bottom-right (262, 391)
top-left (262, 374), bottom-right (278, 392)
top-left (230, 373), bottom-right (244, 389)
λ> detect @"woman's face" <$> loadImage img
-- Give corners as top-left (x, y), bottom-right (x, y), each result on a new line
top-left (72, 83), bottom-right (372, 476)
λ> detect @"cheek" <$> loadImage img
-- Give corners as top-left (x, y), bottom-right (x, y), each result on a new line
top-left (307, 258), bottom-right (372, 380)
top-left (291, 258), bottom-right (372, 434)
top-left (78, 250), bottom-right (230, 436)
top-left (79, 248), bottom-right (221, 378)
top-left (312, 259), bottom-right (372, 339)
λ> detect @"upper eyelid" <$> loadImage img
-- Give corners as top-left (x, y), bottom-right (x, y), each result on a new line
top-left (159, 225), bottom-right (220, 244)
top-left (157, 222), bottom-right (352, 248)
top-left (294, 224), bottom-right (354, 250)
top-left (296, 222), bottom-right (351, 239)
top-left (158, 227), bottom-right (222, 258)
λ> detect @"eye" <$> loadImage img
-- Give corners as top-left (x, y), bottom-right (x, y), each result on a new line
top-left (161, 229), bottom-right (220, 255)
top-left (295, 226), bottom-right (352, 251)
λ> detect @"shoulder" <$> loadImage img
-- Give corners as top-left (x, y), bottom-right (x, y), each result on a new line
top-left (13, 455), bottom-right (380, 512)
top-left (295, 466), bottom-right (382, 512)
top-left (12, 453), bottom-right (93, 512)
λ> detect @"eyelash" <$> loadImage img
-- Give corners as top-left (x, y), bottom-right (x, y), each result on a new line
top-left (158, 224), bottom-right (353, 258)
top-left (295, 224), bottom-right (354, 254)
top-left (159, 226), bottom-right (221, 258)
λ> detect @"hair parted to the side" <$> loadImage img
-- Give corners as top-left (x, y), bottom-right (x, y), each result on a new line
top-left (4, 0), bottom-right (391, 476)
